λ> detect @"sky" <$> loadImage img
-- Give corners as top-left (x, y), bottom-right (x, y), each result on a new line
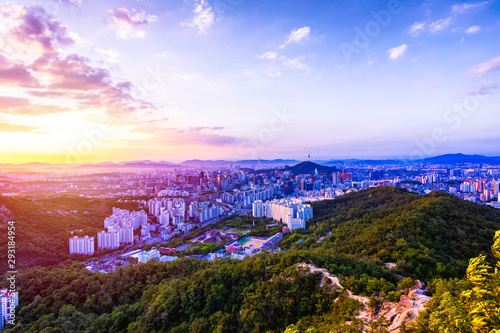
top-left (0, 0), bottom-right (500, 164)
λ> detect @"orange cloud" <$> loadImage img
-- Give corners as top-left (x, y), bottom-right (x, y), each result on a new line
top-left (0, 120), bottom-right (40, 132)
top-left (0, 96), bottom-right (71, 115)
top-left (0, 55), bottom-right (39, 87)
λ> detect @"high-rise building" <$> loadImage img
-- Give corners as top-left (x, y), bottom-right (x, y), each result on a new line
top-left (332, 172), bottom-right (341, 185)
top-left (288, 218), bottom-right (305, 231)
top-left (97, 231), bottom-right (120, 250)
top-left (118, 227), bottom-right (134, 244)
top-left (340, 170), bottom-right (351, 182)
top-left (188, 201), bottom-right (199, 217)
top-left (69, 235), bottom-right (95, 255)
top-left (252, 200), bottom-right (264, 218)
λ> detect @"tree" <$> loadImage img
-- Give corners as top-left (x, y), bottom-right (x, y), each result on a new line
top-left (461, 230), bottom-right (500, 332)
top-left (425, 231), bottom-right (500, 333)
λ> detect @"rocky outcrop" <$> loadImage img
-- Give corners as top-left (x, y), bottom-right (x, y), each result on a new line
top-left (365, 285), bottom-right (431, 332)
top-left (296, 263), bottom-right (431, 332)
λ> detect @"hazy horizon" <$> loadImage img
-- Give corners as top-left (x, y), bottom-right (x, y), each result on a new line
top-left (2, 152), bottom-right (500, 166)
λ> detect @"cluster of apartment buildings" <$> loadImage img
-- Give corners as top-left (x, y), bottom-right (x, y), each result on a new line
top-left (221, 186), bottom-right (276, 208)
top-left (459, 180), bottom-right (500, 202)
top-left (157, 189), bottom-right (189, 197)
top-left (70, 208), bottom-right (142, 255)
top-left (99, 208), bottom-right (143, 249)
top-left (69, 235), bottom-right (95, 255)
top-left (149, 197), bottom-right (223, 226)
top-left (252, 198), bottom-right (313, 230)
top-left (105, 208), bottom-right (147, 231)
top-left (148, 198), bottom-right (186, 225)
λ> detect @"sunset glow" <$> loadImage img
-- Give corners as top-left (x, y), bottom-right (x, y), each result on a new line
top-left (1, 0), bottom-right (500, 163)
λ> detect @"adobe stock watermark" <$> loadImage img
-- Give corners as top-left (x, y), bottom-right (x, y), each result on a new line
top-left (129, 64), bottom-right (169, 100)
top-left (65, 124), bottom-right (114, 164)
top-left (409, 73), bottom-right (496, 161)
top-left (340, 0), bottom-right (403, 63)
top-left (237, 107), bottom-right (295, 159)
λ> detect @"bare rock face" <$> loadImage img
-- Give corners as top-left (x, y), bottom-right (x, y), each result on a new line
top-left (408, 280), bottom-right (432, 300)
top-left (296, 263), bottom-right (432, 332)
top-left (414, 280), bottom-right (425, 289)
top-left (359, 280), bottom-right (432, 332)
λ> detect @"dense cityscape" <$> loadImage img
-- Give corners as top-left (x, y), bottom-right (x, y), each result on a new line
top-left (1, 155), bottom-right (500, 278)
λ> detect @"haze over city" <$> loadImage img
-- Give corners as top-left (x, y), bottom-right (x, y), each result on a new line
top-left (1, 0), bottom-right (500, 163)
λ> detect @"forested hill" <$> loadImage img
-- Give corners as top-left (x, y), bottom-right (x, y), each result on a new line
top-left (308, 187), bottom-right (500, 280)
top-left (3, 187), bottom-right (500, 332)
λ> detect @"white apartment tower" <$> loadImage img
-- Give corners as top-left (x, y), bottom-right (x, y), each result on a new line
top-left (97, 230), bottom-right (120, 250)
top-left (118, 227), bottom-right (134, 244)
top-left (69, 235), bottom-right (95, 255)
top-left (252, 200), bottom-right (264, 218)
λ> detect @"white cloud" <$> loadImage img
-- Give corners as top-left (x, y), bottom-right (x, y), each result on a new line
top-left (409, 22), bottom-right (426, 36)
top-left (183, 0), bottom-right (216, 33)
top-left (465, 25), bottom-right (481, 34)
top-left (180, 73), bottom-right (201, 81)
top-left (67, 32), bottom-right (81, 44)
top-left (259, 52), bottom-right (278, 60)
top-left (281, 27), bottom-right (310, 47)
top-left (471, 56), bottom-right (500, 74)
top-left (429, 17), bottom-right (453, 33)
top-left (108, 8), bottom-right (157, 40)
top-left (283, 57), bottom-right (310, 72)
top-left (462, 83), bottom-right (497, 96)
top-left (451, 1), bottom-right (491, 14)
top-left (267, 71), bottom-right (282, 77)
top-left (410, 17), bottom-right (454, 36)
top-left (93, 49), bottom-right (121, 63)
top-left (410, 2), bottom-right (486, 37)
top-left (387, 44), bottom-right (408, 60)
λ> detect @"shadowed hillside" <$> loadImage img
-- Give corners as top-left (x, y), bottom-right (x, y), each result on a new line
top-left (308, 187), bottom-right (500, 279)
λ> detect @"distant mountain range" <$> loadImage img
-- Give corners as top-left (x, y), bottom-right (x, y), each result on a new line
top-left (73, 161), bottom-right (177, 169)
top-left (322, 153), bottom-right (500, 166)
top-left (285, 161), bottom-right (340, 174)
top-left (0, 153), bottom-right (499, 172)
top-left (416, 153), bottom-right (500, 165)
top-left (178, 159), bottom-right (300, 167)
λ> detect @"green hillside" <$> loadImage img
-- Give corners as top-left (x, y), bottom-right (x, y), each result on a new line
top-left (307, 187), bottom-right (500, 280)
top-left (285, 161), bottom-right (339, 174)
top-left (2, 187), bottom-right (500, 332)
top-left (0, 196), bottom-right (140, 271)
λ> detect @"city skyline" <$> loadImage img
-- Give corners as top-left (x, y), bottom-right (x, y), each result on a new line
top-left (1, 0), bottom-right (500, 164)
